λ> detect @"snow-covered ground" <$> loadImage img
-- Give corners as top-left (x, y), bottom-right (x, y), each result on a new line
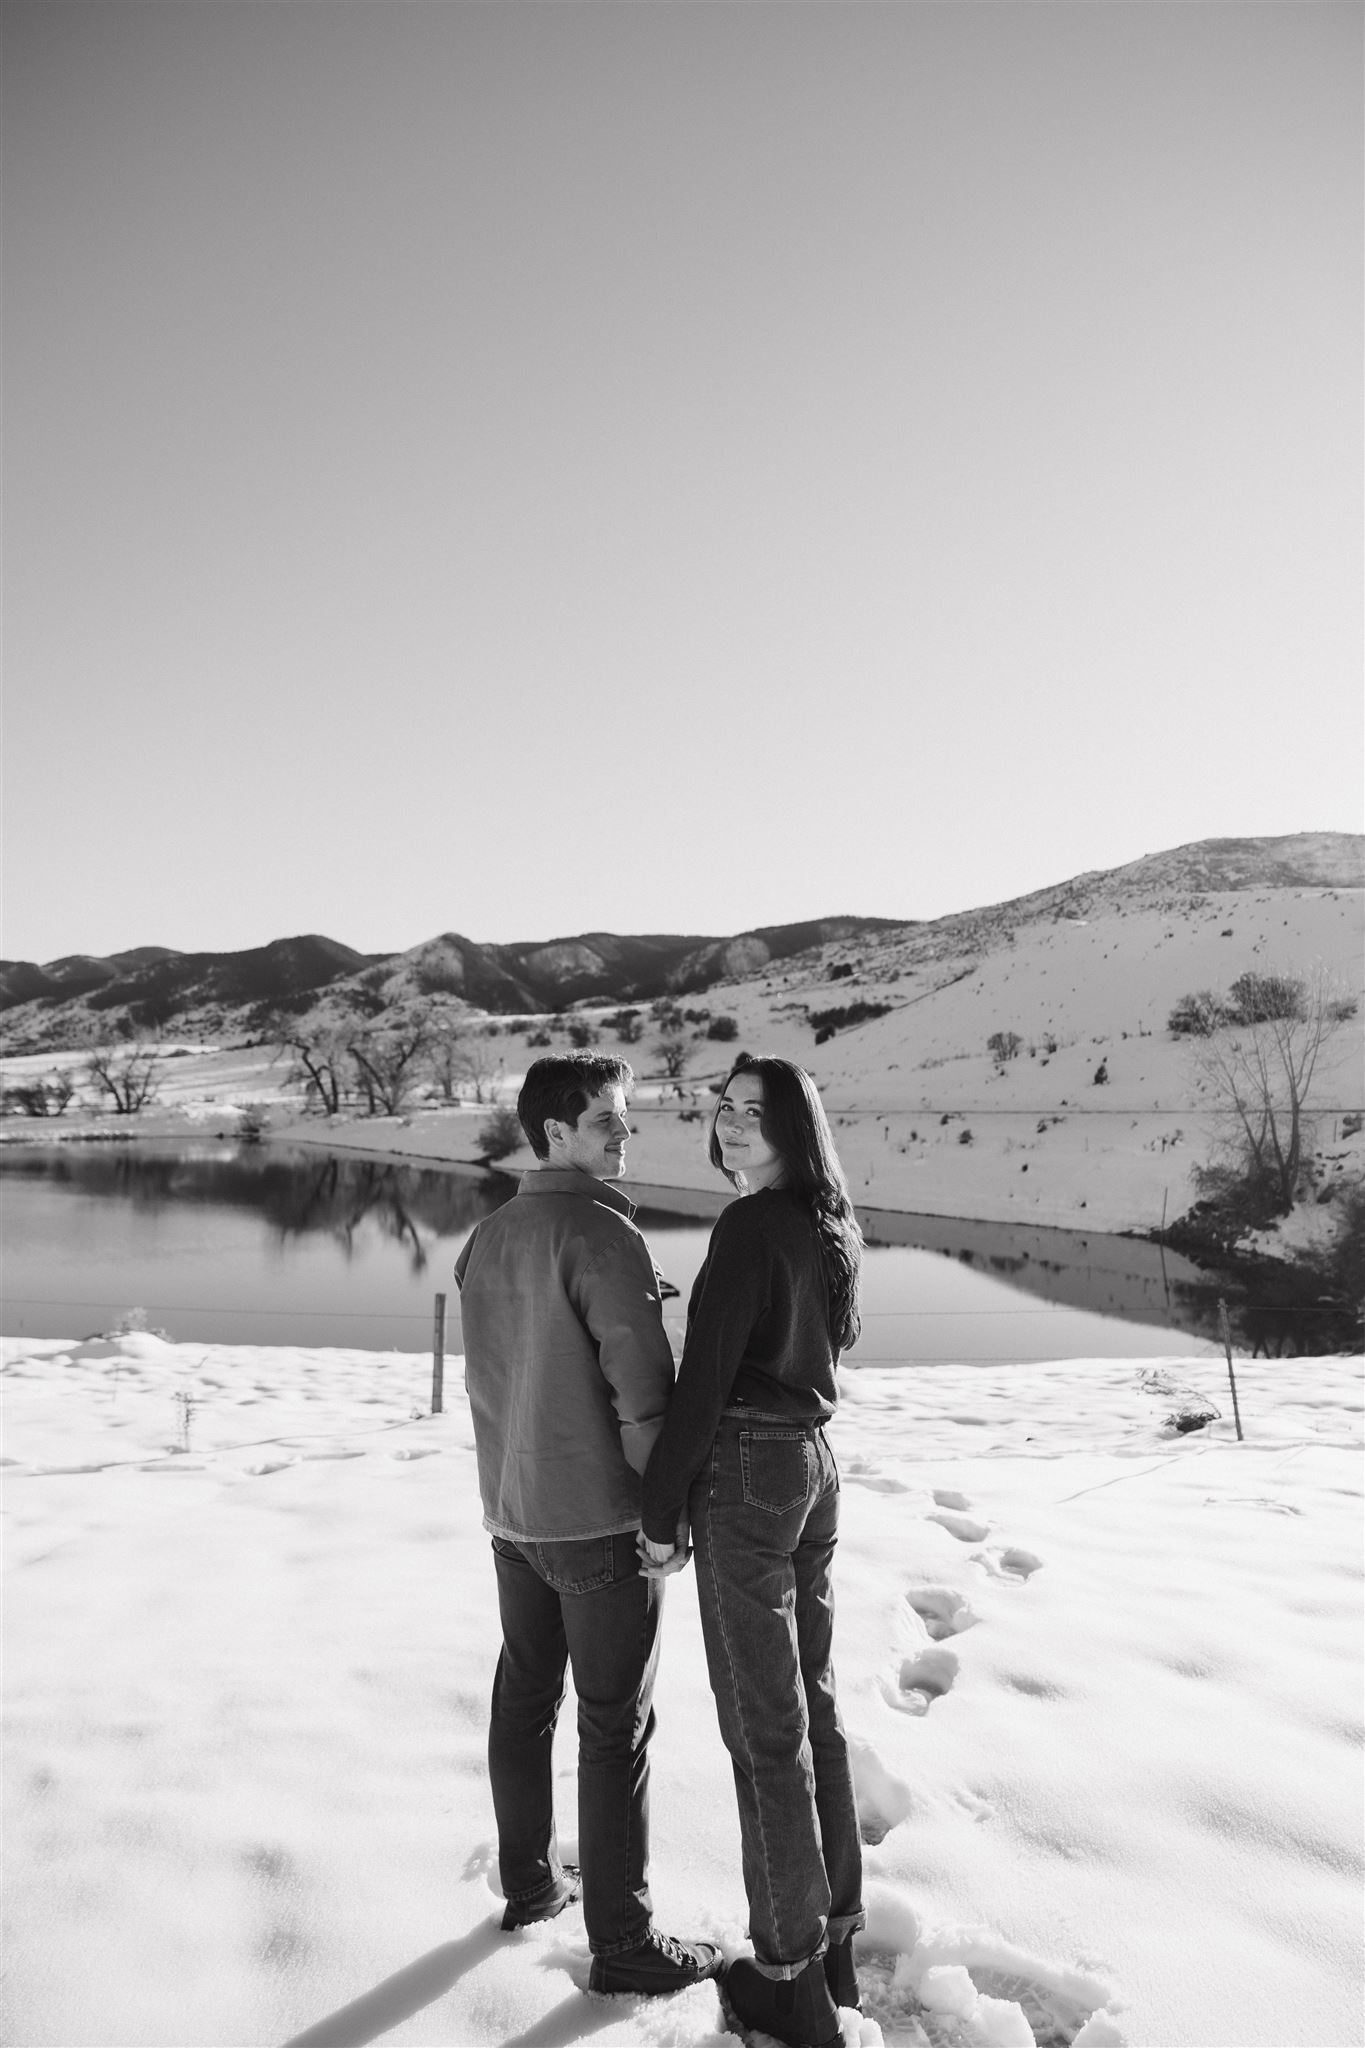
top-left (3, 1334), bottom-right (1361, 2048)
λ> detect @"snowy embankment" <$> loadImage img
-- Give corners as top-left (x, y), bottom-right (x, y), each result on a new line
top-left (2, 1339), bottom-right (1361, 2048)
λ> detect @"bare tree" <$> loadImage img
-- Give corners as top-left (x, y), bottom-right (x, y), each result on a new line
top-left (1189, 967), bottom-right (1356, 1213)
top-left (427, 1016), bottom-right (471, 1105)
top-left (84, 1042), bottom-right (164, 1114)
top-left (455, 1029), bottom-right (504, 1104)
top-left (348, 1023), bottom-right (431, 1116)
top-left (3, 1070), bottom-right (77, 1117)
top-left (425, 1016), bottom-right (503, 1104)
top-left (655, 1028), bottom-right (693, 1081)
top-left (279, 1026), bottom-right (353, 1116)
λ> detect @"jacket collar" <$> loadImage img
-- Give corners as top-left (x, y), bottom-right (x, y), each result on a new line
top-left (517, 1167), bottom-right (636, 1219)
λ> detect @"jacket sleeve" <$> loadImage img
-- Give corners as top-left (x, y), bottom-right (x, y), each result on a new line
top-left (577, 1235), bottom-right (675, 1476)
top-left (639, 1206), bottom-right (770, 1543)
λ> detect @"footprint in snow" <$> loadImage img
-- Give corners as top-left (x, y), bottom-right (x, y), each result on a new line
top-left (926, 1508), bottom-right (992, 1543)
top-left (842, 1452), bottom-right (911, 1495)
top-left (972, 1547), bottom-right (1044, 1582)
top-left (905, 1585), bottom-right (979, 1641)
top-left (849, 1738), bottom-right (992, 1842)
top-left (881, 1645), bottom-right (960, 1717)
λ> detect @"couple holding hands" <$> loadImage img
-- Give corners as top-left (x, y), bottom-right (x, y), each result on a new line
top-left (455, 1048), bottom-right (865, 2048)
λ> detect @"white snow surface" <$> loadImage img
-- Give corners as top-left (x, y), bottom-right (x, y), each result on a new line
top-left (2, 1335), bottom-right (1361, 2048)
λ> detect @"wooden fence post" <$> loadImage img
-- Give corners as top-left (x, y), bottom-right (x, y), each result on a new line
top-left (1218, 1298), bottom-right (1244, 1441)
top-left (432, 1292), bottom-right (447, 1415)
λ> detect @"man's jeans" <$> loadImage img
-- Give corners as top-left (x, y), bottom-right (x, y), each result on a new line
top-left (690, 1412), bottom-right (865, 1977)
top-left (488, 1531), bottom-right (663, 1956)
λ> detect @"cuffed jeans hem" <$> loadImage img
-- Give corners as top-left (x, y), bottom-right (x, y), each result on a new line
top-left (587, 1923), bottom-right (654, 1959)
top-left (504, 1870), bottom-right (571, 1907)
top-left (740, 1944), bottom-right (826, 1983)
top-left (827, 1910), bottom-right (866, 1943)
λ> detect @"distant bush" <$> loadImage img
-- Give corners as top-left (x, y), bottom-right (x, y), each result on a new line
top-left (2, 1071), bottom-right (76, 1117)
top-left (808, 1001), bottom-right (893, 1039)
top-left (987, 1031), bottom-right (1022, 1062)
top-left (477, 1105), bottom-right (525, 1162)
top-left (526, 1028), bottom-right (552, 1047)
top-left (1228, 972), bottom-right (1305, 1024)
top-left (1167, 992), bottom-right (1230, 1036)
top-left (567, 1020), bottom-right (597, 1048)
top-left (706, 1015), bottom-right (739, 1041)
top-left (828, 963), bottom-right (855, 981)
top-left (237, 1103), bottom-right (271, 1144)
top-left (606, 1008), bottom-right (643, 1043)
top-left (958, 1128), bottom-right (974, 1145)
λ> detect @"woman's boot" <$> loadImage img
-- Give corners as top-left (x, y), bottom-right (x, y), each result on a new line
top-left (824, 1934), bottom-right (861, 2011)
top-left (725, 1954), bottom-right (842, 2048)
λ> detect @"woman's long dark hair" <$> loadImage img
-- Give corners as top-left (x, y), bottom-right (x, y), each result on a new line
top-left (709, 1053), bottom-right (863, 1352)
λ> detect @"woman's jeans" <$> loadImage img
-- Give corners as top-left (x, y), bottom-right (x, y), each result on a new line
top-left (488, 1531), bottom-right (662, 1957)
top-left (691, 1411), bottom-right (865, 1979)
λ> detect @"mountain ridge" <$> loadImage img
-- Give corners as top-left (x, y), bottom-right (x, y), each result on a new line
top-left (1, 832), bottom-right (1359, 1052)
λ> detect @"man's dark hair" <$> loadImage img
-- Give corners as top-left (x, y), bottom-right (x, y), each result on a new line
top-left (517, 1052), bottom-right (635, 1160)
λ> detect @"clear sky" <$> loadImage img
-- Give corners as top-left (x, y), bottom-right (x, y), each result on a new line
top-left (3, 0), bottom-right (1360, 965)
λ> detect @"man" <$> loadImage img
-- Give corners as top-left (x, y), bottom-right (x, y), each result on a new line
top-left (454, 1051), bottom-right (721, 1997)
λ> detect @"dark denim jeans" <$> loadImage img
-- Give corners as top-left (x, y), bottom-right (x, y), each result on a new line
top-left (488, 1531), bottom-right (663, 1956)
top-left (690, 1412), bottom-right (864, 1978)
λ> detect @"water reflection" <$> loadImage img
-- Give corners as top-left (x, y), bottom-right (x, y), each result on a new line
top-left (0, 1142), bottom-right (1355, 1357)
top-left (858, 1207), bottom-right (1189, 1332)
top-left (856, 1205), bottom-right (1360, 1358)
top-left (1, 1143), bottom-right (515, 1276)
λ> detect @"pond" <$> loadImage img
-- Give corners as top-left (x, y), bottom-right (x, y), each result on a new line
top-left (0, 1142), bottom-right (1348, 1362)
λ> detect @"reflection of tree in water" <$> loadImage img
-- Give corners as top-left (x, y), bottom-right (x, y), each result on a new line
top-left (1169, 1277), bottom-right (1361, 1359)
top-left (272, 1156), bottom-right (506, 1273)
top-left (4, 1144), bottom-right (515, 1277)
top-left (906, 1216), bottom-right (1361, 1358)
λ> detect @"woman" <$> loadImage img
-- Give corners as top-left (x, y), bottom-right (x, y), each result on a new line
top-left (639, 1054), bottom-right (865, 2048)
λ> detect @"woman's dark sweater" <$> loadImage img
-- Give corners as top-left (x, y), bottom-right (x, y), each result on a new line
top-left (639, 1186), bottom-right (856, 1544)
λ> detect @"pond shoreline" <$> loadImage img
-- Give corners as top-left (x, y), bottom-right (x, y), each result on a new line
top-left (0, 1113), bottom-right (1333, 1269)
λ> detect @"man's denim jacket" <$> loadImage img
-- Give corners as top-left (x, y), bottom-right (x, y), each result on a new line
top-left (454, 1168), bottom-right (675, 1542)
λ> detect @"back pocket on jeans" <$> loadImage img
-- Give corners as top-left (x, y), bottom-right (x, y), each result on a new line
top-left (532, 1536), bottom-right (618, 1594)
top-left (739, 1431), bottom-right (811, 1515)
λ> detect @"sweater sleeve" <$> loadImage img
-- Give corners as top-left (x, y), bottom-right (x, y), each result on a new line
top-left (639, 1205), bottom-right (770, 1542)
top-left (577, 1234), bottom-right (676, 1476)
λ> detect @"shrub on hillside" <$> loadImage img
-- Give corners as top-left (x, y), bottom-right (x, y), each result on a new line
top-left (1228, 972), bottom-right (1305, 1025)
top-left (1168, 991), bottom-right (1230, 1036)
top-left (807, 1001), bottom-right (893, 1039)
top-left (706, 1015), bottom-right (739, 1041)
top-left (987, 1031), bottom-right (1022, 1062)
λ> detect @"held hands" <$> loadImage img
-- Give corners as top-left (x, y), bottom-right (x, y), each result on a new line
top-left (637, 1519), bottom-right (692, 1578)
